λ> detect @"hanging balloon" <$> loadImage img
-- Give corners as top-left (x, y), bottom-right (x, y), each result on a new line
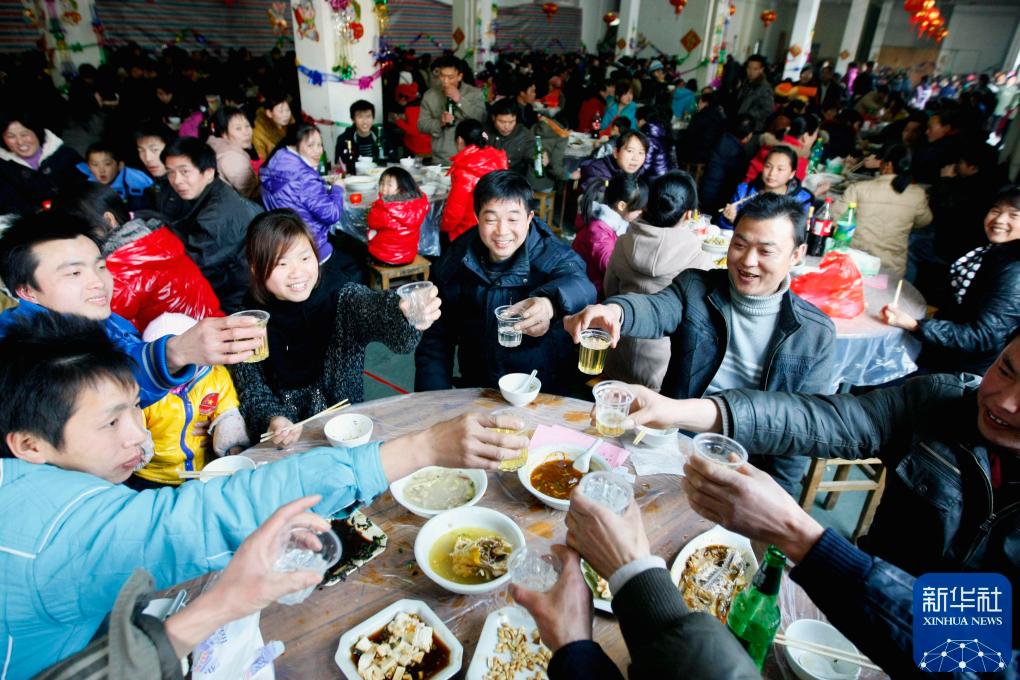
top-left (603, 11), bottom-right (619, 26)
top-left (670, 0), bottom-right (687, 17)
top-left (542, 3), bottom-right (558, 21)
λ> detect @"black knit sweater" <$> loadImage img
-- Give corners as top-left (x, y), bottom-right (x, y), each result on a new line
top-left (229, 282), bottom-right (421, 440)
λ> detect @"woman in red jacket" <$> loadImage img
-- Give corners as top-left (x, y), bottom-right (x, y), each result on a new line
top-left (392, 83), bottom-right (432, 157)
top-left (367, 167), bottom-right (429, 265)
top-left (440, 119), bottom-right (509, 243)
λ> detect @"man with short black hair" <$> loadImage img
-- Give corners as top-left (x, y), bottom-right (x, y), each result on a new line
top-left (736, 55), bottom-right (774, 132)
top-left (487, 97), bottom-right (537, 180)
top-left (334, 99), bottom-right (382, 170)
top-left (158, 136), bottom-right (262, 311)
top-left (566, 193), bottom-right (836, 495)
top-left (418, 55), bottom-right (485, 164)
top-left (0, 210), bottom-right (263, 408)
top-left (514, 76), bottom-right (540, 129)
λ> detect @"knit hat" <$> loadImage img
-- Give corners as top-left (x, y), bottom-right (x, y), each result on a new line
top-left (649, 60), bottom-right (664, 73)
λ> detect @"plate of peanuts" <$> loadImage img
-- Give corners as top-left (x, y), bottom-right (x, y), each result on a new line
top-left (465, 606), bottom-right (552, 680)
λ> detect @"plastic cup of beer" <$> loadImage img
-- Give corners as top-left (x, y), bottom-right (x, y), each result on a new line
top-left (578, 328), bottom-right (612, 375)
top-left (273, 525), bottom-right (342, 605)
top-left (230, 310), bottom-right (270, 363)
top-left (396, 281), bottom-right (434, 327)
top-left (495, 305), bottom-right (524, 348)
top-left (490, 407), bottom-right (531, 471)
top-left (577, 471), bottom-right (634, 515)
top-left (592, 380), bottom-right (634, 437)
top-left (691, 433), bottom-right (749, 468)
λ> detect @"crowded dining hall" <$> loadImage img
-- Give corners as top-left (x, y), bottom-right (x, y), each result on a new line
top-left (1, 0), bottom-right (1018, 678)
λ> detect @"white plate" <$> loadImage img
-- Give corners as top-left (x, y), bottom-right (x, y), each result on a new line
top-left (669, 525), bottom-right (758, 614)
top-left (580, 559), bottom-right (613, 614)
top-left (389, 467), bottom-right (488, 518)
top-left (335, 598), bottom-right (463, 680)
top-left (465, 606), bottom-right (550, 680)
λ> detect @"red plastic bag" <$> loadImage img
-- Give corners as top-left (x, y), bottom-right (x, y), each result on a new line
top-left (790, 251), bottom-right (865, 319)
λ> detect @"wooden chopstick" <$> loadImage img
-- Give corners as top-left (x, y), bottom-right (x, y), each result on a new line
top-left (258, 399), bottom-right (350, 442)
top-left (892, 279), bottom-right (904, 308)
top-left (774, 634), bottom-right (881, 671)
top-left (717, 193), bottom-right (754, 213)
top-left (632, 427), bottom-right (648, 445)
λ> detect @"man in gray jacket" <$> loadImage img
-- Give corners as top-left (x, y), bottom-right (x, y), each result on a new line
top-left (418, 55), bottom-right (485, 164)
top-left (566, 193), bottom-right (836, 496)
top-left (736, 55), bottom-right (774, 132)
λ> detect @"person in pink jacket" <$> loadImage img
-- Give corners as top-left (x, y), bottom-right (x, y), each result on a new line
top-left (571, 173), bottom-right (647, 299)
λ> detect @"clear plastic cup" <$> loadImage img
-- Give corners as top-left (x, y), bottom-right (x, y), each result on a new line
top-left (495, 305), bottom-right (524, 348)
top-left (691, 433), bottom-right (749, 468)
top-left (396, 281), bottom-right (434, 327)
top-left (578, 328), bottom-right (611, 375)
top-left (592, 380), bottom-right (634, 437)
top-left (577, 471), bottom-right (634, 515)
top-left (490, 407), bottom-right (531, 471)
top-left (273, 526), bottom-right (342, 605)
top-left (230, 310), bottom-right (270, 363)
top-left (508, 546), bottom-right (562, 592)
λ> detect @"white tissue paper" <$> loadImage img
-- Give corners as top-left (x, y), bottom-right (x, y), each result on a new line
top-left (624, 433), bottom-right (692, 477)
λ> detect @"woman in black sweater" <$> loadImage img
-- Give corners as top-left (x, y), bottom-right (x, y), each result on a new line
top-left (230, 209), bottom-right (440, 445)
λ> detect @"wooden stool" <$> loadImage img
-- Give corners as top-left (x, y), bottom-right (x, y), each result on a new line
top-left (535, 190), bottom-right (555, 226)
top-left (799, 457), bottom-right (887, 542)
top-left (369, 254), bottom-right (431, 291)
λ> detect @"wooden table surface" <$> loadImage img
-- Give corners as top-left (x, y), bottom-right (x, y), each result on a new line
top-left (237, 388), bottom-right (887, 679)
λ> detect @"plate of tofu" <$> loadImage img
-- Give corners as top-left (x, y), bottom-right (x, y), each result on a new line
top-left (335, 599), bottom-right (463, 680)
top-left (465, 606), bottom-right (552, 680)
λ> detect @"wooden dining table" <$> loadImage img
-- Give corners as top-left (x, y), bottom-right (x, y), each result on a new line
top-left (234, 388), bottom-right (888, 679)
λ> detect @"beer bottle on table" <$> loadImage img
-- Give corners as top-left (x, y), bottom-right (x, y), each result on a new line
top-left (591, 111), bottom-right (602, 138)
top-left (317, 151), bottom-right (329, 177)
top-left (376, 125), bottom-right (386, 161)
top-left (534, 135), bottom-right (545, 178)
top-left (807, 197), bottom-right (834, 257)
top-left (727, 545), bottom-right (786, 670)
top-left (445, 98), bottom-right (456, 127)
top-left (831, 201), bottom-right (858, 252)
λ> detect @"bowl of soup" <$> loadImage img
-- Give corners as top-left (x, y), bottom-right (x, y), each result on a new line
top-left (518, 444), bottom-right (610, 511)
top-left (414, 506), bottom-right (525, 595)
top-left (390, 467), bottom-right (488, 518)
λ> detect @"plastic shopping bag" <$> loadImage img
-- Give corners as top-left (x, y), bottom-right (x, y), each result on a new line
top-left (192, 611), bottom-right (283, 680)
top-left (790, 251), bottom-right (865, 319)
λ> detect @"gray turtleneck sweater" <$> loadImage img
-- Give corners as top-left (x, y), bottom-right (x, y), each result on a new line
top-left (706, 275), bottom-right (790, 393)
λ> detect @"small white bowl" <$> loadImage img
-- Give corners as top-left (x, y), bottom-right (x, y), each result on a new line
top-left (334, 598), bottom-right (463, 680)
top-left (324, 413), bottom-right (373, 448)
top-left (636, 426), bottom-right (679, 447)
top-left (517, 443), bottom-right (609, 511)
top-left (200, 455), bottom-right (255, 482)
top-left (390, 467), bottom-right (488, 518)
top-left (783, 619), bottom-right (863, 680)
top-left (498, 373), bottom-right (541, 407)
top-left (400, 157), bottom-right (417, 169)
top-left (414, 506), bottom-right (525, 595)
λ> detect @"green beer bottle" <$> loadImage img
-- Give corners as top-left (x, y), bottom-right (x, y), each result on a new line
top-left (534, 135), bottom-right (545, 178)
top-left (726, 545), bottom-right (785, 670)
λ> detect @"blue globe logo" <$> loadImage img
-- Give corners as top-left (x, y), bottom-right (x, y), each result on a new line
top-left (918, 639), bottom-right (1006, 673)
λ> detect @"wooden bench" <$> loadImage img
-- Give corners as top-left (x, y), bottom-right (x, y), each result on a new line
top-left (799, 457), bottom-right (887, 542)
top-left (535, 190), bottom-right (555, 228)
top-left (369, 254), bottom-right (431, 291)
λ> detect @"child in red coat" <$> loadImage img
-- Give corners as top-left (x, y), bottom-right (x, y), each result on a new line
top-left (440, 119), bottom-right (509, 243)
top-left (367, 167), bottom-right (430, 265)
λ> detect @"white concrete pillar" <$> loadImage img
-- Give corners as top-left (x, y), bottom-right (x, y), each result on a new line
top-left (616, 0), bottom-right (641, 58)
top-left (580, 0), bottom-right (613, 54)
top-left (836, 0), bottom-right (870, 73)
top-left (451, 0), bottom-right (473, 62)
top-left (475, 0), bottom-right (494, 71)
top-left (868, 0), bottom-right (894, 62)
top-left (1004, 21), bottom-right (1020, 73)
top-left (782, 0), bottom-right (821, 80)
top-left (293, 0), bottom-right (383, 157)
top-left (40, 0), bottom-right (104, 86)
top-left (699, 0), bottom-right (730, 89)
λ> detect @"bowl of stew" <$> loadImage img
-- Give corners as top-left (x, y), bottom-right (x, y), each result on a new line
top-left (517, 443), bottom-right (610, 511)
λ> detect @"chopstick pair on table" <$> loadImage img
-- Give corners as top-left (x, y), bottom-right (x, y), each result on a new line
top-left (258, 399), bottom-right (350, 443)
top-left (773, 633), bottom-right (881, 671)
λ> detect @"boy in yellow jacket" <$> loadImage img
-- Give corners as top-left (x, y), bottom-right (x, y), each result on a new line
top-left (132, 314), bottom-right (250, 488)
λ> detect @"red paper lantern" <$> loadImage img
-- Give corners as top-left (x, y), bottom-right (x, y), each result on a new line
top-left (903, 0), bottom-right (923, 11)
top-left (351, 21), bottom-right (364, 40)
top-left (603, 11), bottom-right (619, 26)
top-left (729, 4), bottom-right (736, 16)
top-left (542, 3), bottom-right (558, 21)
top-left (670, 0), bottom-right (687, 16)
top-left (760, 9), bottom-right (777, 27)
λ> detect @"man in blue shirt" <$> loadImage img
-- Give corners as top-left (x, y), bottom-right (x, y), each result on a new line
top-left (0, 210), bottom-right (265, 407)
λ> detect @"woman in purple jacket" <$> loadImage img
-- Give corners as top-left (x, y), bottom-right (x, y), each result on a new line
top-left (260, 123), bottom-right (343, 265)
top-left (578, 129), bottom-right (648, 192)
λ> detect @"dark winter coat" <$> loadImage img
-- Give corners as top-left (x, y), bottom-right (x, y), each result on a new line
top-left (0, 131), bottom-right (84, 215)
top-left (640, 120), bottom-right (676, 176)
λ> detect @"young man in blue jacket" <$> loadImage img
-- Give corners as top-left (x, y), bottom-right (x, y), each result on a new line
top-left (566, 193), bottom-right (836, 495)
top-left (415, 170), bottom-right (596, 396)
top-left (619, 330), bottom-right (1020, 677)
top-left (0, 312), bottom-right (529, 678)
top-left (0, 210), bottom-right (264, 408)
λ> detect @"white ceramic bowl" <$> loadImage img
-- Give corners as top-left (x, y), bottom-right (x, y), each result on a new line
top-left (498, 373), bottom-right (541, 407)
top-left (400, 157), bottom-right (416, 169)
top-left (636, 426), bottom-right (680, 447)
top-left (390, 467), bottom-right (488, 518)
top-left (200, 455), bottom-right (255, 482)
top-left (414, 506), bottom-right (525, 595)
top-left (324, 413), bottom-right (374, 448)
top-left (783, 619), bottom-right (863, 680)
top-left (334, 598), bottom-right (463, 680)
top-left (517, 443), bottom-right (609, 511)
top-left (343, 175), bottom-right (377, 194)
